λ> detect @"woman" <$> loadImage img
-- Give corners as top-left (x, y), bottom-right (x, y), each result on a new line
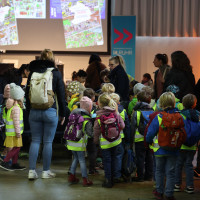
top-left (108, 55), bottom-right (129, 102)
top-left (153, 54), bottom-right (171, 100)
top-left (85, 54), bottom-right (106, 91)
top-left (164, 51), bottom-right (195, 100)
top-left (25, 49), bottom-right (66, 180)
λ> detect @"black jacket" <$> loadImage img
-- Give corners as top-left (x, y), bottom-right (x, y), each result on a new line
top-left (109, 64), bottom-right (129, 101)
top-left (163, 67), bottom-right (195, 101)
top-left (25, 60), bottom-right (66, 117)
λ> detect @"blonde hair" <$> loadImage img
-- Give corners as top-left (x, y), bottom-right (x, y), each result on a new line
top-left (101, 83), bottom-right (115, 94)
top-left (40, 49), bottom-right (55, 62)
top-left (159, 92), bottom-right (175, 109)
top-left (109, 55), bottom-right (126, 70)
top-left (142, 86), bottom-right (154, 98)
top-left (182, 94), bottom-right (197, 109)
top-left (110, 93), bottom-right (120, 104)
top-left (98, 93), bottom-right (117, 110)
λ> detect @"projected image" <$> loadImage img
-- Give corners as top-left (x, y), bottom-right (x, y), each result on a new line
top-left (0, 0), bottom-right (19, 46)
top-left (61, 0), bottom-right (103, 49)
top-left (14, 0), bottom-right (46, 19)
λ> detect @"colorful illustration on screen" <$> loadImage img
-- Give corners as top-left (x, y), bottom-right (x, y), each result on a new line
top-left (61, 0), bottom-right (104, 49)
top-left (0, 0), bottom-right (19, 46)
top-left (14, 0), bottom-right (46, 19)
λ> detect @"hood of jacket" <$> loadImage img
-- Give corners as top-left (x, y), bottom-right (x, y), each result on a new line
top-left (181, 109), bottom-right (200, 122)
top-left (71, 108), bottom-right (90, 117)
top-left (96, 106), bottom-right (116, 116)
top-left (29, 60), bottom-right (56, 73)
top-left (133, 102), bottom-right (152, 111)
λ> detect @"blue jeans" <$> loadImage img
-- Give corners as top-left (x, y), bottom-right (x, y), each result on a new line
top-left (29, 108), bottom-right (58, 171)
top-left (175, 150), bottom-right (195, 187)
top-left (155, 156), bottom-right (177, 197)
top-left (102, 143), bottom-right (124, 180)
top-left (70, 151), bottom-right (87, 178)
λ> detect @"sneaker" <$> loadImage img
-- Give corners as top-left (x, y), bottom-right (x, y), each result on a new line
top-left (42, 170), bottom-right (56, 179)
top-left (0, 161), bottom-right (14, 171)
top-left (82, 177), bottom-right (93, 187)
top-left (0, 154), bottom-right (5, 162)
top-left (28, 170), bottom-right (38, 180)
top-left (88, 169), bottom-right (99, 175)
top-left (184, 186), bottom-right (194, 194)
top-left (68, 174), bottom-right (79, 184)
top-left (153, 189), bottom-right (163, 200)
top-left (11, 163), bottom-right (26, 170)
top-left (174, 184), bottom-right (181, 192)
top-left (164, 195), bottom-right (176, 200)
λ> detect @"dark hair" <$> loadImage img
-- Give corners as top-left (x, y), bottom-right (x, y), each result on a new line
top-left (182, 94), bottom-right (197, 109)
top-left (155, 54), bottom-right (168, 65)
top-left (143, 73), bottom-right (152, 80)
top-left (89, 54), bottom-right (101, 64)
top-left (137, 91), bottom-right (151, 104)
top-left (72, 71), bottom-right (77, 81)
top-left (130, 80), bottom-right (139, 88)
top-left (171, 51), bottom-right (192, 72)
top-left (76, 69), bottom-right (87, 77)
top-left (100, 68), bottom-right (110, 79)
top-left (17, 64), bottom-right (29, 76)
top-left (83, 88), bottom-right (95, 99)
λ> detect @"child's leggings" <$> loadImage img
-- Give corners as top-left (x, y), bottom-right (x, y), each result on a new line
top-left (4, 147), bottom-right (20, 164)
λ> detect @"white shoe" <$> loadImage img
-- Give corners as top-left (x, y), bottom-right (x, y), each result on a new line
top-left (28, 170), bottom-right (38, 180)
top-left (42, 170), bottom-right (56, 179)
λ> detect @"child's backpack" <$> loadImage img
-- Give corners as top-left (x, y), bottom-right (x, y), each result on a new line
top-left (98, 113), bottom-right (121, 142)
top-left (122, 145), bottom-right (136, 179)
top-left (158, 112), bottom-right (187, 151)
top-left (63, 113), bottom-right (88, 141)
top-left (138, 110), bottom-right (154, 136)
top-left (29, 68), bottom-right (54, 110)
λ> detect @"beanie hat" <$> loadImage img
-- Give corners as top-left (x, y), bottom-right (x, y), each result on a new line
top-left (80, 96), bottom-right (93, 113)
top-left (133, 83), bottom-right (145, 95)
top-left (3, 84), bottom-right (10, 99)
top-left (10, 83), bottom-right (25, 100)
top-left (66, 81), bottom-right (80, 94)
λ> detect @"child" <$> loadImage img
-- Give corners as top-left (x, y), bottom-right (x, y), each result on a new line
top-left (131, 90), bottom-right (154, 182)
top-left (93, 93), bottom-right (125, 188)
top-left (146, 92), bottom-right (183, 200)
top-left (67, 96), bottom-right (93, 186)
top-left (174, 94), bottom-right (200, 194)
top-left (101, 83), bottom-right (115, 94)
top-left (0, 83), bottom-right (25, 171)
top-left (141, 73), bottom-right (153, 88)
top-left (100, 68), bottom-right (110, 83)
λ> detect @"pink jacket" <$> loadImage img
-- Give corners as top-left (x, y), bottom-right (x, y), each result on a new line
top-left (6, 98), bottom-right (22, 136)
top-left (93, 106), bottom-right (125, 144)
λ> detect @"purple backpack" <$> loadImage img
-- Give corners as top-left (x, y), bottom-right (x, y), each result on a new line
top-left (63, 113), bottom-right (85, 141)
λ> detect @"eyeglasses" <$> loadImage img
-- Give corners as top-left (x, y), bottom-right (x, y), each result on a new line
top-left (108, 64), bottom-right (114, 67)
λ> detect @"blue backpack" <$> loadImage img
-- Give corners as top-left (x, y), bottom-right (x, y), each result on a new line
top-left (183, 119), bottom-right (200, 147)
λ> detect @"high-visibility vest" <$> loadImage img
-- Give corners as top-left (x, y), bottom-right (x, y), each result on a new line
top-left (134, 111), bottom-right (144, 142)
top-left (97, 118), bottom-right (122, 149)
top-left (68, 95), bottom-right (79, 111)
top-left (66, 115), bottom-right (90, 151)
top-left (5, 105), bottom-right (24, 136)
top-left (119, 109), bottom-right (126, 138)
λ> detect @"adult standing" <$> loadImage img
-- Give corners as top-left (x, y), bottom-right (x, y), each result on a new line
top-left (85, 54), bottom-right (106, 91)
top-left (108, 55), bottom-right (129, 102)
top-left (163, 51), bottom-right (195, 100)
top-left (25, 49), bottom-right (66, 180)
top-left (153, 54), bottom-right (171, 100)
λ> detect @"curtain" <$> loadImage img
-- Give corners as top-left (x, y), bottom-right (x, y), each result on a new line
top-left (113, 0), bottom-right (200, 37)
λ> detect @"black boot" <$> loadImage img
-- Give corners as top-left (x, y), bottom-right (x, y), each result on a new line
top-left (102, 178), bottom-right (113, 188)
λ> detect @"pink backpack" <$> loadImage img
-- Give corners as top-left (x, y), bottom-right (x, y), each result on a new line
top-left (97, 113), bottom-right (121, 142)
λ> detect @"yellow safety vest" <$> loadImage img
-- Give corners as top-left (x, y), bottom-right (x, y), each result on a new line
top-left (68, 95), bottom-right (79, 111)
top-left (134, 111), bottom-right (144, 142)
top-left (66, 115), bottom-right (90, 151)
top-left (120, 109), bottom-right (126, 138)
top-left (5, 105), bottom-right (24, 136)
top-left (97, 118), bottom-right (122, 149)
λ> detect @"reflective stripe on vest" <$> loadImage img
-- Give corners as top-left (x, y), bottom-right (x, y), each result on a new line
top-left (97, 118), bottom-right (122, 149)
top-left (68, 97), bottom-right (79, 111)
top-left (152, 104), bottom-right (157, 111)
top-left (2, 107), bottom-right (6, 123)
top-left (66, 115), bottom-right (89, 151)
top-left (120, 109), bottom-right (126, 138)
top-left (134, 111), bottom-right (144, 142)
top-left (5, 105), bottom-right (24, 136)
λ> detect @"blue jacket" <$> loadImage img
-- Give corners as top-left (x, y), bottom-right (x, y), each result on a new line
top-left (146, 108), bottom-right (180, 156)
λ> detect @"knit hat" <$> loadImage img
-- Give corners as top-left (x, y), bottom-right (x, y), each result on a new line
top-left (66, 81), bottom-right (80, 94)
top-left (3, 84), bottom-right (10, 99)
top-left (133, 83), bottom-right (145, 95)
top-left (80, 96), bottom-right (93, 113)
top-left (10, 83), bottom-right (25, 100)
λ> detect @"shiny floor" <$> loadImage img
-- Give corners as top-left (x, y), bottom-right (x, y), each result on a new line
top-left (0, 146), bottom-right (200, 200)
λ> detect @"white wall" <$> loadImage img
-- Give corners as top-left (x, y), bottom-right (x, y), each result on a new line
top-left (1, 36), bottom-right (200, 84)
